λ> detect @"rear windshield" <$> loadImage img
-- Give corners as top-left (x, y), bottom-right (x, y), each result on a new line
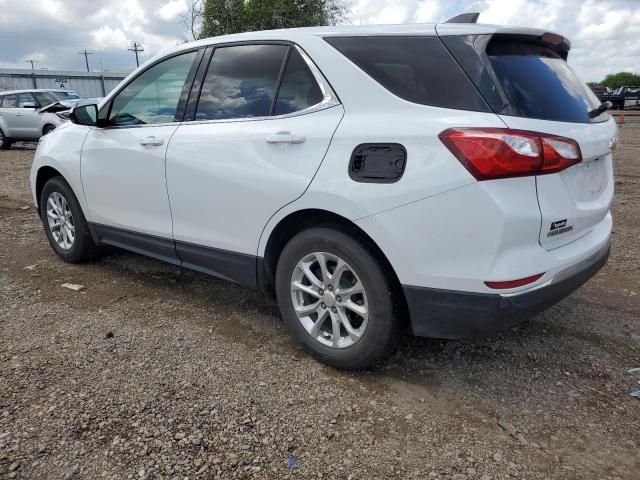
top-left (486, 41), bottom-right (603, 123)
top-left (325, 36), bottom-right (490, 112)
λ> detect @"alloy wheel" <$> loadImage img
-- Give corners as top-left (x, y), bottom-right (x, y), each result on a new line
top-left (290, 252), bottom-right (368, 348)
top-left (46, 191), bottom-right (75, 250)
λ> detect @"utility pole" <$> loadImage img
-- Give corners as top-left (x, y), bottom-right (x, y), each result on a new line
top-left (128, 42), bottom-right (144, 68)
top-left (78, 49), bottom-right (93, 72)
top-left (25, 59), bottom-right (39, 70)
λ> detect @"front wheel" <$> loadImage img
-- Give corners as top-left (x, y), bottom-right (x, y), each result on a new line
top-left (275, 228), bottom-right (401, 370)
top-left (40, 177), bottom-right (99, 263)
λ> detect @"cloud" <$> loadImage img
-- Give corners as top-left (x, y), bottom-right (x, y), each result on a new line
top-left (352, 0), bottom-right (640, 81)
top-left (92, 27), bottom-right (129, 50)
top-left (158, 0), bottom-right (188, 21)
top-left (0, 0), bottom-right (638, 81)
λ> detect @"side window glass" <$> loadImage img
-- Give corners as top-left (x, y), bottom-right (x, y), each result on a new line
top-left (274, 49), bottom-right (324, 115)
top-left (196, 44), bottom-right (288, 120)
top-left (18, 93), bottom-right (36, 107)
top-left (109, 51), bottom-right (197, 126)
top-left (3, 94), bottom-right (18, 108)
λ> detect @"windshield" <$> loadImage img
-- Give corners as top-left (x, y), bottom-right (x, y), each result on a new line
top-left (51, 91), bottom-right (82, 100)
top-left (32, 91), bottom-right (58, 106)
top-left (487, 40), bottom-right (604, 123)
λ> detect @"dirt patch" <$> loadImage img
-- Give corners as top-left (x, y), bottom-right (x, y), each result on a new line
top-left (0, 126), bottom-right (638, 479)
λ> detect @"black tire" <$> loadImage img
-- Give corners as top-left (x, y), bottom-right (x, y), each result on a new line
top-left (42, 124), bottom-right (56, 136)
top-left (0, 128), bottom-right (11, 149)
top-left (275, 227), bottom-right (401, 370)
top-left (40, 176), bottom-right (99, 263)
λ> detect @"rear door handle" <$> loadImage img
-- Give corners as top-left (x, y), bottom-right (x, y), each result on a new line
top-left (140, 136), bottom-right (164, 146)
top-left (266, 131), bottom-right (306, 144)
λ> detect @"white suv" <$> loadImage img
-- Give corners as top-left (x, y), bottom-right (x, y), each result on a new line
top-left (30, 21), bottom-right (616, 369)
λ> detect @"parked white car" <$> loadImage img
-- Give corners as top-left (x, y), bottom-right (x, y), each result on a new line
top-left (30, 19), bottom-right (616, 369)
top-left (0, 89), bottom-right (84, 148)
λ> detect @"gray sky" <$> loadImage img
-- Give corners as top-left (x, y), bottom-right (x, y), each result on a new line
top-left (0, 0), bottom-right (638, 81)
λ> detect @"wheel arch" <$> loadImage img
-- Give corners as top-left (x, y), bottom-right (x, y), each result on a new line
top-left (42, 124), bottom-right (56, 136)
top-left (260, 209), bottom-right (407, 319)
top-left (35, 166), bottom-right (64, 210)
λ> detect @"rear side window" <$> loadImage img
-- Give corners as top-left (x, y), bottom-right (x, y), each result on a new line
top-left (325, 36), bottom-right (490, 112)
top-left (18, 93), bottom-right (36, 107)
top-left (196, 44), bottom-right (289, 120)
top-left (2, 94), bottom-right (18, 108)
top-left (486, 40), bottom-right (601, 123)
top-left (274, 49), bottom-right (324, 115)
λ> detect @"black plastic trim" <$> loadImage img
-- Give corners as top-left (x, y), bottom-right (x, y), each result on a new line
top-left (183, 46), bottom-right (214, 122)
top-left (175, 47), bottom-right (206, 122)
top-left (88, 223), bottom-right (259, 289)
top-left (445, 12), bottom-right (480, 24)
top-left (349, 143), bottom-right (407, 184)
top-left (404, 244), bottom-right (610, 339)
top-left (270, 46), bottom-right (292, 116)
top-left (91, 223), bottom-right (181, 266)
top-left (175, 241), bottom-right (258, 289)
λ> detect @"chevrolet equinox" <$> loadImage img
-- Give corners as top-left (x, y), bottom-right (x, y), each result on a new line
top-left (30, 18), bottom-right (617, 369)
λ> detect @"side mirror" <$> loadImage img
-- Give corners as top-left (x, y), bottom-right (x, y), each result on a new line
top-left (22, 102), bottom-right (38, 109)
top-left (69, 103), bottom-right (98, 126)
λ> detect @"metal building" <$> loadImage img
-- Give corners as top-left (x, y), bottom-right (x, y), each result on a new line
top-left (0, 68), bottom-right (129, 98)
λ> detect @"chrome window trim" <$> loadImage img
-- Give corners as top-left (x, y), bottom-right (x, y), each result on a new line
top-left (98, 43), bottom-right (340, 130)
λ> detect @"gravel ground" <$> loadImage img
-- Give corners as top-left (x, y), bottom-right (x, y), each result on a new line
top-left (0, 117), bottom-right (639, 480)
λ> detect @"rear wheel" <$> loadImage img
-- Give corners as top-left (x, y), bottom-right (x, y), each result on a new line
top-left (40, 176), bottom-right (99, 263)
top-left (0, 128), bottom-right (11, 149)
top-left (276, 228), bottom-right (400, 370)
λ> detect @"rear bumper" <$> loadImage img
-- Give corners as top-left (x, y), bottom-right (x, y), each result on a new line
top-left (404, 242), bottom-right (610, 339)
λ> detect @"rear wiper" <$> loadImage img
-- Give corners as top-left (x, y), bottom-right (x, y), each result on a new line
top-left (589, 101), bottom-right (612, 119)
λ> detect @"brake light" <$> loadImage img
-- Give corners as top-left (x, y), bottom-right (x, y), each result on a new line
top-left (439, 128), bottom-right (582, 180)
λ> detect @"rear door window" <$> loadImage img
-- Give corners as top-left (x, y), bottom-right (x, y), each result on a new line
top-left (2, 94), bottom-right (18, 108)
top-left (18, 93), bottom-right (37, 107)
top-left (325, 36), bottom-right (490, 112)
top-left (486, 40), bottom-right (602, 123)
top-left (196, 44), bottom-right (289, 120)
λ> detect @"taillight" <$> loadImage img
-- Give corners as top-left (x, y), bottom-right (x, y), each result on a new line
top-left (439, 128), bottom-right (582, 180)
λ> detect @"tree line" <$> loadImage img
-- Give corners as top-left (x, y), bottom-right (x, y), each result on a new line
top-left (181, 1), bottom-right (638, 91)
top-left (180, 0), bottom-right (348, 41)
top-left (590, 72), bottom-right (640, 90)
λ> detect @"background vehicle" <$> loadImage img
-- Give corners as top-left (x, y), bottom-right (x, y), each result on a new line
top-left (0, 89), bottom-right (85, 148)
top-left (596, 85), bottom-right (640, 109)
top-left (30, 19), bottom-right (616, 369)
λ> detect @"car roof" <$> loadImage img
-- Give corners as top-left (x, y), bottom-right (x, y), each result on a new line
top-left (176, 21), bottom-right (555, 50)
top-left (0, 89), bottom-right (77, 96)
top-left (133, 21), bottom-right (564, 71)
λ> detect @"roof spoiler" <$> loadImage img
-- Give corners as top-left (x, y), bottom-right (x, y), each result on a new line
top-left (445, 12), bottom-right (480, 24)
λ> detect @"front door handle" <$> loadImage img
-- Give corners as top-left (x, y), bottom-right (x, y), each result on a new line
top-left (140, 136), bottom-right (164, 146)
top-left (266, 131), bottom-right (306, 144)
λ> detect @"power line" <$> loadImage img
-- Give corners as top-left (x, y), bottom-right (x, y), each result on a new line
top-left (128, 42), bottom-right (144, 68)
top-left (78, 49), bottom-right (94, 72)
top-left (25, 59), bottom-right (39, 70)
